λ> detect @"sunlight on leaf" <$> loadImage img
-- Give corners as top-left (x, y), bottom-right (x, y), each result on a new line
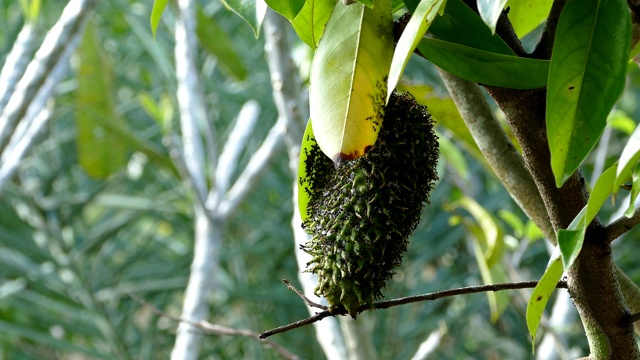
top-left (291, 0), bottom-right (337, 48)
top-left (221, 0), bottom-right (262, 37)
top-left (309, 0), bottom-right (393, 164)
top-left (265, 0), bottom-right (305, 21)
top-left (387, 0), bottom-right (446, 103)
top-left (297, 119), bottom-right (315, 222)
top-left (477, 0), bottom-right (507, 33)
top-left (547, 0), bottom-right (631, 187)
top-left (615, 124), bottom-right (640, 193)
top-left (506, 0), bottom-right (553, 38)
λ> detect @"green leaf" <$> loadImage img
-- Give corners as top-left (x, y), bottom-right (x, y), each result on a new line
top-left (546, 0), bottom-right (631, 187)
top-left (291, 0), bottom-right (337, 48)
top-left (221, 0), bottom-right (263, 37)
top-left (438, 134), bottom-right (469, 181)
top-left (526, 252), bottom-right (563, 348)
top-left (477, 0), bottom-right (507, 33)
top-left (429, 0), bottom-right (514, 55)
top-left (297, 119), bottom-right (315, 222)
top-left (416, 38), bottom-right (549, 89)
top-left (265, 0), bottom-right (305, 20)
top-left (150, 0), bottom-right (169, 39)
top-left (196, 9), bottom-right (248, 80)
top-left (608, 109), bottom-right (636, 135)
top-left (625, 165), bottom-right (640, 217)
top-left (76, 22), bottom-right (128, 179)
top-left (559, 164), bottom-right (616, 269)
top-left (506, 0), bottom-right (553, 38)
top-left (309, 0), bottom-right (393, 163)
top-left (456, 196), bottom-right (503, 267)
top-left (357, 0), bottom-right (375, 7)
top-left (615, 123), bottom-right (640, 192)
top-left (387, 0), bottom-right (446, 102)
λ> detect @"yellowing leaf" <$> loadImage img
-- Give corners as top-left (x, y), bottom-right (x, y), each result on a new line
top-left (309, 0), bottom-right (393, 164)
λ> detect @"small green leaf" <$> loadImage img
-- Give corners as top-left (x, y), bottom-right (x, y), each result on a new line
top-left (221, 0), bottom-right (263, 37)
top-left (265, 0), bottom-right (305, 20)
top-left (527, 253), bottom-right (564, 349)
top-left (558, 227), bottom-right (585, 271)
top-left (456, 197), bottom-right (503, 267)
top-left (477, 0), bottom-right (507, 33)
top-left (586, 165), bottom-right (617, 224)
top-left (150, 0), bottom-right (170, 39)
top-left (498, 209), bottom-right (525, 238)
top-left (506, 0), bottom-right (553, 38)
top-left (625, 166), bottom-right (640, 218)
top-left (76, 22), bottom-right (128, 179)
top-left (416, 38), bottom-right (549, 89)
top-left (615, 124), bottom-right (640, 192)
top-left (546, 0), bottom-right (631, 187)
top-left (297, 119), bottom-right (315, 222)
top-left (387, 0), bottom-right (446, 102)
top-left (429, 0), bottom-right (513, 55)
top-left (309, 0), bottom-right (393, 163)
top-left (196, 9), bottom-right (248, 80)
top-left (291, 0), bottom-right (337, 48)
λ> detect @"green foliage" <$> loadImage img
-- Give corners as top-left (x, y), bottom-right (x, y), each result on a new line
top-left (416, 38), bottom-right (548, 89)
top-left (526, 253), bottom-right (563, 348)
top-left (506, 0), bottom-right (553, 37)
top-left (477, 0), bottom-right (507, 33)
top-left (220, 0), bottom-right (264, 36)
top-left (547, 0), bottom-right (631, 186)
top-left (150, 0), bottom-right (169, 39)
top-left (264, 0), bottom-right (304, 21)
top-left (291, 0), bottom-right (336, 48)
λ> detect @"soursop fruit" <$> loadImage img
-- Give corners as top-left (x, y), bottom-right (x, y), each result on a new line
top-left (301, 92), bottom-right (439, 318)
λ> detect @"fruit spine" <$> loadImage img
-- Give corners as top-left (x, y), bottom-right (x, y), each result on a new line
top-left (301, 92), bottom-right (439, 318)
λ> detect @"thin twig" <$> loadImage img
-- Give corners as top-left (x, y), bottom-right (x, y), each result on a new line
top-left (629, 311), bottom-right (640, 324)
top-left (261, 280), bottom-right (568, 339)
top-left (130, 294), bottom-right (300, 360)
top-left (605, 207), bottom-right (640, 244)
top-left (282, 279), bottom-right (328, 310)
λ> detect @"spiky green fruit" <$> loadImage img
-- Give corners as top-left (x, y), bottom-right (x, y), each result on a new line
top-left (301, 92), bottom-right (439, 318)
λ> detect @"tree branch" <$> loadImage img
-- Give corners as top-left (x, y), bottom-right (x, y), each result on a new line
top-left (261, 280), bottom-right (568, 339)
top-left (604, 207), bottom-right (640, 244)
top-left (130, 294), bottom-right (300, 360)
top-left (532, 0), bottom-right (567, 59)
top-left (282, 279), bottom-right (328, 311)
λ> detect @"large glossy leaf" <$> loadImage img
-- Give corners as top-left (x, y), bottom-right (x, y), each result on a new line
top-left (196, 9), bottom-right (248, 80)
top-left (546, 0), bottom-right (631, 187)
top-left (526, 252), bottom-right (563, 348)
top-left (387, 0), bottom-right (446, 102)
top-left (76, 22), bottom-right (127, 179)
top-left (615, 124), bottom-right (640, 192)
top-left (416, 38), bottom-right (549, 89)
top-left (265, 0), bottom-right (305, 20)
top-left (150, 0), bottom-right (169, 39)
top-left (477, 0), bottom-right (507, 33)
top-left (506, 0), bottom-right (553, 38)
top-left (309, 0), bottom-right (393, 164)
top-left (429, 0), bottom-right (513, 55)
top-left (291, 0), bottom-right (337, 48)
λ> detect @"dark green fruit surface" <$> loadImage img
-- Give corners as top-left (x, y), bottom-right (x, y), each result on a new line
top-left (301, 92), bottom-right (439, 318)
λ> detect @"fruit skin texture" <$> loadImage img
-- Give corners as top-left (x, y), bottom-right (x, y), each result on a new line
top-left (301, 92), bottom-right (439, 318)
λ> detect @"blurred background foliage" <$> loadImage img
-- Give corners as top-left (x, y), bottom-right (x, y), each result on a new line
top-left (0, 0), bottom-right (639, 359)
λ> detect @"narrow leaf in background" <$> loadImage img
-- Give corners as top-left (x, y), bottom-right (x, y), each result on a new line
top-left (291, 0), bottom-right (337, 48)
top-left (416, 38), bottom-right (549, 89)
top-left (309, 0), bottom-right (393, 164)
top-left (506, 0), bottom-right (553, 38)
top-left (386, 0), bottom-right (446, 102)
top-left (150, 0), bottom-right (169, 39)
top-left (476, 0), bottom-right (507, 34)
top-left (196, 9), bottom-right (248, 81)
top-left (75, 21), bottom-right (127, 179)
top-left (546, 0), bottom-right (631, 187)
